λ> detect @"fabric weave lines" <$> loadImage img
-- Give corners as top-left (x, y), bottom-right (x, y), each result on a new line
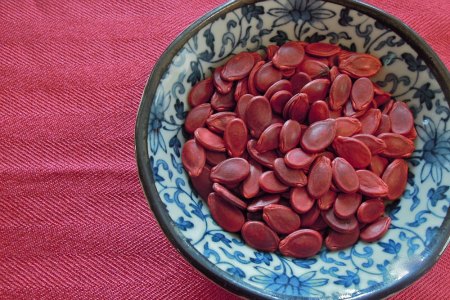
top-left (0, 0), bottom-right (449, 299)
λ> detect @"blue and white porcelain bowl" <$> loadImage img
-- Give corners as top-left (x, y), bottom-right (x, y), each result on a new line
top-left (135, 0), bottom-right (450, 298)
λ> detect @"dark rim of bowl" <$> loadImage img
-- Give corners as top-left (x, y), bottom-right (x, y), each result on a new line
top-left (135, 0), bottom-right (450, 299)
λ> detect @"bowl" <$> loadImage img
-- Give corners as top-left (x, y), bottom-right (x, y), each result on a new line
top-left (135, 0), bottom-right (450, 298)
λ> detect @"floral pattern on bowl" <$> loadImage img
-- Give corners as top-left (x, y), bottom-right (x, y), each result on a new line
top-left (137, 0), bottom-right (450, 299)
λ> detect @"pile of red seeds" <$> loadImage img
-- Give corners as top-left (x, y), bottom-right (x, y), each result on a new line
top-left (181, 41), bottom-right (416, 258)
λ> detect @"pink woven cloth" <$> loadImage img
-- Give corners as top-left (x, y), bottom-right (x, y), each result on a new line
top-left (1, 0), bottom-right (449, 299)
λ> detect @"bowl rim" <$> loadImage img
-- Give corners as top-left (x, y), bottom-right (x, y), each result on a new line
top-left (135, 0), bottom-right (450, 299)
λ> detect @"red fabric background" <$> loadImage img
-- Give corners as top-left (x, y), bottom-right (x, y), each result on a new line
top-left (0, 0), bottom-right (449, 299)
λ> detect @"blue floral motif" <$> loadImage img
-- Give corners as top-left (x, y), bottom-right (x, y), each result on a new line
top-left (250, 267), bottom-right (328, 296)
top-left (148, 86), bottom-right (169, 153)
top-left (414, 116), bottom-right (450, 185)
top-left (145, 0), bottom-right (450, 298)
top-left (268, 0), bottom-right (335, 40)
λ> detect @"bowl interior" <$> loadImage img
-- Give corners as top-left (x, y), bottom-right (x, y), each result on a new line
top-left (138, 0), bottom-right (450, 298)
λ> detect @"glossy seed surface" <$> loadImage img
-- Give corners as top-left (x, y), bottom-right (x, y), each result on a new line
top-left (181, 42), bottom-right (416, 257)
top-left (263, 204), bottom-right (301, 234)
top-left (279, 229), bottom-right (323, 258)
top-left (210, 158), bottom-right (250, 185)
top-left (224, 118), bottom-right (248, 157)
top-left (241, 221), bottom-right (280, 252)
top-left (208, 193), bottom-right (245, 232)
top-left (307, 156), bottom-right (332, 199)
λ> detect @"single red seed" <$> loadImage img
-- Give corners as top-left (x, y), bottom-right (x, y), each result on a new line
top-left (358, 108), bottom-right (382, 134)
top-left (223, 118), bottom-right (248, 157)
top-left (356, 169), bottom-right (389, 197)
top-left (248, 61), bottom-right (265, 95)
top-left (270, 90), bottom-right (293, 114)
top-left (351, 77), bottom-right (374, 111)
top-left (264, 79), bottom-right (293, 100)
top-left (290, 72), bottom-right (312, 94)
top-left (382, 159), bottom-right (409, 200)
top-left (325, 228), bottom-right (360, 251)
top-left (255, 123), bottom-right (283, 153)
top-left (308, 100), bottom-right (330, 124)
top-left (190, 166), bottom-right (213, 200)
top-left (360, 216), bottom-right (391, 242)
top-left (357, 198), bottom-right (384, 224)
top-left (221, 52), bottom-right (255, 81)
top-left (188, 78), bottom-right (215, 107)
top-left (234, 78), bottom-right (249, 101)
top-left (247, 139), bottom-right (278, 168)
top-left (333, 136), bottom-right (372, 169)
top-left (298, 60), bottom-right (330, 79)
top-left (212, 183), bottom-right (247, 210)
top-left (290, 187), bottom-right (315, 214)
top-left (353, 134), bottom-right (387, 155)
top-left (247, 194), bottom-right (281, 212)
top-left (332, 157), bottom-right (359, 193)
top-left (318, 190), bottom-right (337, 210)
top-left (241, 221), bottom-right (280, 252)
top-left (194, 128), bottom-right (226, 152)
top-left (300, 204), bottom-right (320, 227)
top-left (301, 118), bottom-right (337, 153)
top-left (279, 120), bottom-right (302, 153)
top-left (274, 158), bottom-right (307, 187)
top-left (305, 43), bottom-right (341, 57)
top-left (300, 78), bottom-right (331, 103)
top-left (235, 94), bottom-right (253, 119)
top-left (263, 204), bottom-right (301, 234)
top-left (272, 41), bottom-right (305, 69)
top-left (389, 102), bottom-right (414, 135)
top-left (307, 156), bottom-right (332, 199)
top-left (181, 139), bottom-right (206, 177)
top-left (284, 148), bottom-right (317, 169)
top-left (321, 208), bottom-right (358, 233)
top-left (210, 157), bottom-right (250, 185)
top-left (208, 193), bottom-right (245, 232)
top-left (329, 74), bottom-right (352, 110)
top-left (259, 171), bottom-right (289, 193)
top-left (206, 112), bottom-right (237, 133)
top-left (335, 117), bottom-right (362, 137)
top-left (213, 66), bottom-right (233, 94)
top-left (334, 193), bottom-right (362, 219)
top-left (338, 53), bottom-right (382, 78)
top-left (184, 103), bottom-right (213, 134)
top-left (245, 96), bottom-right (272, 138)
top-left (255, 62), bottom-right (283, 92)
top-left (242, 159), bottom-right (263, 199)
top-left (286, 93), bottom-right (310, 123)
top-left (378, 133), bottom-right (415, 158)
top-left (279, 229), bottom-right (323, 258)
top-left (369, 155), bottom-right (389, 176)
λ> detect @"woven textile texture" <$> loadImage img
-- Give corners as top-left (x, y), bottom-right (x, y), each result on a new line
top-left (0, 0), bottom-right (449, 299)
